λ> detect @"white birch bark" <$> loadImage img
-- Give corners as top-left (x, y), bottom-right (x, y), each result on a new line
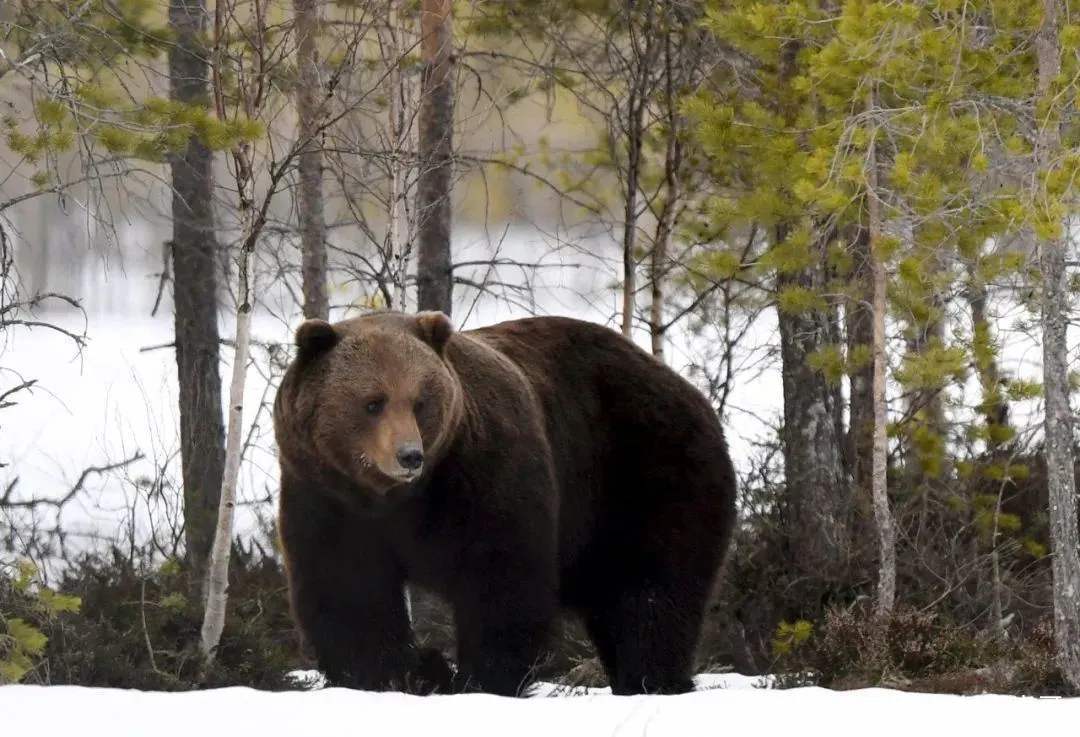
top-left (385, 0), bottom-right (408, 309)
top-left (867, 88), bottom-right (897, 616)
top-left (199, 235), bottom-right (253, 662)
top-left (199, 203), bottom-right (255, 661)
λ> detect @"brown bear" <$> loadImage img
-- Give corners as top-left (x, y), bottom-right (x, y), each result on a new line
top-left (273, 311), bottom-right (736, 696)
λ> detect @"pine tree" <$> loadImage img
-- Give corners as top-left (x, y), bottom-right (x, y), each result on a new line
top-left (1033, 0), bottom-right (1080, 691)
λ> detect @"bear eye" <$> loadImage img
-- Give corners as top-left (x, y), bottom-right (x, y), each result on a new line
top-left (414, 398), bottom-right (425, 414)
top-left (365, 397), bottom-right (385, 415)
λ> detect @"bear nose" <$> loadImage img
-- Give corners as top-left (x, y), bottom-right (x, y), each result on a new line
top-left (397, 445), bottom-right (424, 472)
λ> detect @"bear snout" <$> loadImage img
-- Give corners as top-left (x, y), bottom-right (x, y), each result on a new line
top-left (396, 443), bottom-right (424, 474)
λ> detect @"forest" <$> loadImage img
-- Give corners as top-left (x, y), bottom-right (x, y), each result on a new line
top-left (1, 0), bottom-right (1080, 703)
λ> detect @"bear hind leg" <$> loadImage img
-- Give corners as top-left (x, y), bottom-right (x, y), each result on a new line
top-left (581, 608), bottom-right (620, 687)
top-left (606, 579), bottom-right (706, 695)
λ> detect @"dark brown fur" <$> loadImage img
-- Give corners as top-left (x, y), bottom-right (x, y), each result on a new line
top-left (274, 312), bottom-right (736, 695)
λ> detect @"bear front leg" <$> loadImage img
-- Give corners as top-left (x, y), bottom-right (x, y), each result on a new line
top-left (287, 559), bottom-right (415, 690)
top-left (279, 476), bottom-right (448, 692)
top-left (452, 536), bottom-right (558, 696)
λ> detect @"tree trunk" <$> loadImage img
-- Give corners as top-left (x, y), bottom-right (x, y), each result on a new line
top-left (1035, 0), bottom-right (1080, 692)
top-left (905, 306), bottom-right (945, 480)
top-left (649, 30), bottom-right (682, 361)
top-left (966, 273), bottom-right (1009, 445)
top-left (621, 132), bottom-right (641, 340)
top-left (383, 0), bottom-right (412, 310)
top-left (415, 0), bottom-right (453, 316)
top-left (867, 89), bottom-right (897, 616)
top-left (617, 2), bottom-right (660, 339)
top-left (620, 64), bottom-right (648, 336)
top-left (846, 224), bottom-right (874, 516)
top-left (200, 123), bottom-right (261, 664)
top-left (200, 232), bottom-right (253, 662)
top-left (168, 0), bottom-right (225, 594)
top-left (777, 226), bottom-right (850, 594)
top-left (200, 0), bottom-right (266, 663)
top-left (294, 0), bottom-right (328, 320)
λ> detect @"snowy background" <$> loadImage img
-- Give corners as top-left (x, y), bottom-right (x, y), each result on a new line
top-left (0, 220), bottom-right (1052, 562)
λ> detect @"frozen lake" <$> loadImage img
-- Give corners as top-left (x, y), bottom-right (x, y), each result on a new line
top-left (1, 226), bottom-right (786, 561)
top-left (1, 221), bottom-right (1053, 565)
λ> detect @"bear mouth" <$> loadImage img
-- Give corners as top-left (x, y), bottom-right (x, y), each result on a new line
top-left (366, 462), bottom-right (422, 489)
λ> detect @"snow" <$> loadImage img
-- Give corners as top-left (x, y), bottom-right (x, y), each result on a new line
top-left (3, 224), bottom-right (1053, 565)
top-left (0, 226), bottom-right (785, 564)
top-left (0, 675), bottom-right (1075, 737)
top-left (283, 670), bottom-right (774, 695)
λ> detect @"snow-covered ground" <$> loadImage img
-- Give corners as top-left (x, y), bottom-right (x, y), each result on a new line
top-left (1, 675), bottom-right (1076, 737)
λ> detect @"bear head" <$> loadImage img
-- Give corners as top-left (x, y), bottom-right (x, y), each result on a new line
top-left (275, 311), bottom-right (460, 498)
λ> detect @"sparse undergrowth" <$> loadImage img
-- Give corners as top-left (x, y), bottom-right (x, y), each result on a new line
top-left (1, 546), bottom-right (300, 690)
top-left (3, 552), bottom-right (1075, 695)
top-left (0, 560), bottom-right (82, 683)
top-left (771, 606), bottom-right (1073, 696)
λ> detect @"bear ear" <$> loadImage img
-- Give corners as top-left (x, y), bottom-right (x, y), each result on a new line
top-left (416, 311), bottom-right (453, 355)
top-left (295, 319), bottom-right (338, 359)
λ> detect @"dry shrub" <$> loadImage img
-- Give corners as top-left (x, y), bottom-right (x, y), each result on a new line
top-left (775, 605), bottom-right (1072, 696)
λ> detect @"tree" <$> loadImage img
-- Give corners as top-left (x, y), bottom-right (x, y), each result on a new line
top-left (646, 4), bottom-right (712, 360)
top-left (845, 224), bottom-right (874, 521)
top-left (199, 0), bottom-right (368, 662)
top-left (691, 10), bottom-right (854, 597)
top-left (3, 0), bottom-right (254, 594)
top-left (468, 1), bottom-right (716, 340)
top-left (866, 88), bottom-right (896, 614)
top-left (1033, 0), bottom-right (1080, 691)
top-left (415, 0), bottom-right (454, 315)
top-left (168, 0), bottom-right (227, 594)
top-left (294, 0), bottom-right (329, 320)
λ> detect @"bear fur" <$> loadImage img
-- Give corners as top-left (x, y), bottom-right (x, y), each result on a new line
top-left (273, 311), bottom-right (736, 695)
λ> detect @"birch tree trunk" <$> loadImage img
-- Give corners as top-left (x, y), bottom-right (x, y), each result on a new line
top-left (415, 0), bottom-right (453, 316)
top-left (383, 0), bottom-right (411, 310)
top-left (200, 0), bottom-right (262, 663)
top-left (294, 0), bottom-right (328, 320)
top-left (167, 0), bottom-right (226, 595)
top-left (868, 89), bottom-right (897, 616)
top-left (201, 143), bottom-right (260, 661)
top-left (1035, 0), bottom-right (1080, 691)
top-left (199, 234), bottom-right (252, 661)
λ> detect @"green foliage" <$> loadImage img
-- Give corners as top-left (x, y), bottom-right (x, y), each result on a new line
top-left (1, 560), bottom-right (82, 684)
top-left (894, 342), bottom-right (968, 391)
top-left (3, 543), bottom-right (297, 690)
top-left (776, 285), bottom-right (826, 314)
top-left (772, 619), bottom-right (813, 658)
top-left (36, 546), bottom-right (298, 690)
top-left (692, 0), bottom-right (1077, 485)
top-left (4, 103), bottom-right (75, 163)
top-left (2, 0), bottom-right (267, 170)
top-left (807, 344), bottom-right (846, 384)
